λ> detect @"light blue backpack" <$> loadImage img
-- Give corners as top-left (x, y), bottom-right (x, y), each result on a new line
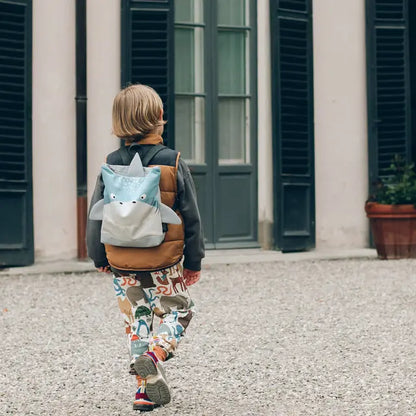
top-left (89, 150), bottom-right (181, 248)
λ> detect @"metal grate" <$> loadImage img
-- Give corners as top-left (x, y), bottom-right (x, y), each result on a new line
top-left (279, 18), bottom-right (310, 175)
top-left (279, 0), bottom-right (307, 13)
top-left (0, 2), bottom-right (27, 181)
top-left (375, 0), bottom-right (405, 20)
top-left (130, 9), bottom-right (170, 132)
top-left (375, 27), bottom-right (408, 173)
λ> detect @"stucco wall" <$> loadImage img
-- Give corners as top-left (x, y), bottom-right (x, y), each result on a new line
top-left (32, 1), bottom-right (77, 261)
top-left (30, 0), bottom-right (369, 260)
top-left (313, 0), bottom-right (369, 248)
top-left (87, 0), bottom-right (120, 203)
top-left (32, 1), bottom-right (120, 262)
top-left (257, 0), bottom-right (274, 249)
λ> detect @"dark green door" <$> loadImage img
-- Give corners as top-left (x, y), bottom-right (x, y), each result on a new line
top-left (0, 0), bottom-right (33, 267)
top-left (174, 0), bottom-right (258, 248)
top-left (366, 0), bottom-right (414, 180)
top-left (123, 0), bottom-right (258, 248)
top-left (270, 0), bottom-right (315, 252)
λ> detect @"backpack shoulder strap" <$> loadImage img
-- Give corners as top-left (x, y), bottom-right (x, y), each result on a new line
top-left (141, 144), bottom-right (166, 167)
top-left (117, 143), bottom-right (166, 166)
top-left (118, 145), bottom-right (131, 165)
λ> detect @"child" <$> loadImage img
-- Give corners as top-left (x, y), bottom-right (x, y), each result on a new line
top-left (86, 84), bottom-right (205, 412)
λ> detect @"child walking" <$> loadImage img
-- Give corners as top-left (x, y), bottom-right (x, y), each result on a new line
top-left (87, 84), bottom-right (205, 412)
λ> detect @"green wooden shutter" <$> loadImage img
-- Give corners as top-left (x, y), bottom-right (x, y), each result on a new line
top-left (0, 0), bottom-right (33, 266)
top-left (270, 0), bottom-right (315, 252)
top-left (366, 0), bottom-right (411, 181)
top-left (121, 0), bottom-right (174, 147)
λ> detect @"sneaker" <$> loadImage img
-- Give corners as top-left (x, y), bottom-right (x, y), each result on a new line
top-left (133, 377), bottom-right (160, 412)
top-left (133, 351), bottom-right (171, 406)
top-left (130, 362), bottom-right (138, 375)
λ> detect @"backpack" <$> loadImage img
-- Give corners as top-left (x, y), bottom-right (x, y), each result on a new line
top-left (89, 145), bottom-right (181, 248)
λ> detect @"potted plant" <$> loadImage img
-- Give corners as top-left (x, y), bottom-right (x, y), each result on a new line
top-left (365, 155), bottom-right (416, 259)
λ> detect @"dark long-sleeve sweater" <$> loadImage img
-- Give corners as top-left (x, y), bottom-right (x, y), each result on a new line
top-left (86, 155), bottom-right (205, 271)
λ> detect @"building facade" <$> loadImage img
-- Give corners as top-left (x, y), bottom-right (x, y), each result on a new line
top-left (0, 0), bottom-right (411, 265)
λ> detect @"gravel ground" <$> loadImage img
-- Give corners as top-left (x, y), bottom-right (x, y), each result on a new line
top-left (0, 259), bottom-right (415, 416)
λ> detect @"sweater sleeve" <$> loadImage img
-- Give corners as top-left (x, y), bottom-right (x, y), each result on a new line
top-left (86, 174), bottom-right (109, 268)
top-left (177, 159), bottom-right (205, 271)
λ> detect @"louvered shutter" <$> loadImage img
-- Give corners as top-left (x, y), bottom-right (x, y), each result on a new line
top-left (270, 0), bottom-right (315, 252)
top-left (0, 0), bottom-right (33, 266)
top-left (121, 0), bottom-right (174, 147)
top-left (366, 0), bottom-right (411, 179)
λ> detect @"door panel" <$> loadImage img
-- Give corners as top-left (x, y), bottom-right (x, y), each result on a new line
top-left (217, 173), bottom-right (254, 241)
top-left (191, 170), bottom-right (214, 244)
top-left (0, 191), bottom-right (27, 247)
top-left (281, 183), bottom-right (311, 242)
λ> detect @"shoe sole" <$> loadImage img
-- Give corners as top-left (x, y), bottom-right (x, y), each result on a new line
top-left (133, 402), bottom-right (160, 412)
top-left (133, 356), bottom-right (171, 405)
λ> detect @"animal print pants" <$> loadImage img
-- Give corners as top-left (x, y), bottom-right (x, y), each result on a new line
top-left (112, 263), bottom-right (195, 368)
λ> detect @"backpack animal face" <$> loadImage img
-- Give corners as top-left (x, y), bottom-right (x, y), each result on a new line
top-left (89, 153), bottom-right (181, 248)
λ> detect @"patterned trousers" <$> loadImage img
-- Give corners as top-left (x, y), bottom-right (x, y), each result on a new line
top-left (112, 263), bottom-right (194, 367)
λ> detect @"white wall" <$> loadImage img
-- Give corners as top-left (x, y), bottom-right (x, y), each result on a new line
top-left (87, 0), bottom-right (120, 203)
top-left (32, 1), bottom-right (77, 261)
top-left (313, 0), bottom-right (369, 248)
top-left (257, 0), bottom-right (274, 249)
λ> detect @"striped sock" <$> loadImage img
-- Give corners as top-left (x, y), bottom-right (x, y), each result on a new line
top-left (153, 345), bottom-right (168, 362)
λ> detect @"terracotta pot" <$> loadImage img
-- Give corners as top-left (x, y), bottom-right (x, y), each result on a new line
top-left (365, 202), bottom-right (416, 259)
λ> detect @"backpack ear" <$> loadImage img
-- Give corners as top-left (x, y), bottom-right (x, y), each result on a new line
top-left (159, 203), bottom-right (182, 224)
top-left (101, 165), bottom-right (115, 182)
top-left (127, 153), bottom-right (145, 177)
top-left (89, 199), bottom-right (105, 220)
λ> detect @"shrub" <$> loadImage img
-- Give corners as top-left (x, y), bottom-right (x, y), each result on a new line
top-left (369, 154), bottom-right (416, 205)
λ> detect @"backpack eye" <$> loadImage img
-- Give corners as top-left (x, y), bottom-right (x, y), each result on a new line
top-left (139, 194), bottom-right (146, 200)
top-left (110, 193), bottom-right (116, 199)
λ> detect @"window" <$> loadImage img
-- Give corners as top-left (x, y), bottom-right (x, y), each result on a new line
top-left (217, 0), bottom-right (251, 165)
top-left (175, 0), bottom-right (251, 165)
top-left (174, 0), bottom-right (205, 164)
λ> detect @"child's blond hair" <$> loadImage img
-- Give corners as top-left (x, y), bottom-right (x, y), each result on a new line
top-left (112, 84), bottom-right (166, 142)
